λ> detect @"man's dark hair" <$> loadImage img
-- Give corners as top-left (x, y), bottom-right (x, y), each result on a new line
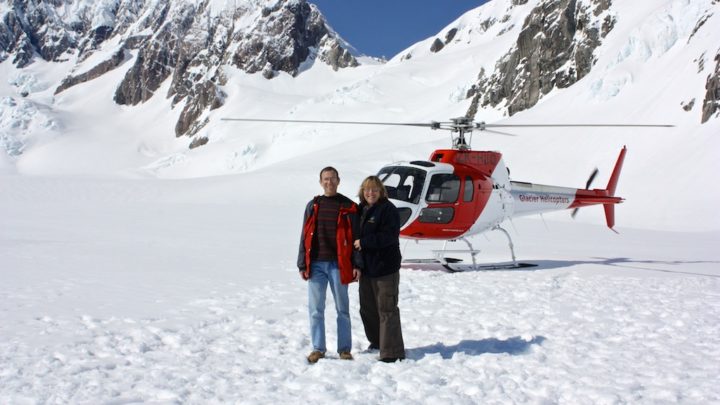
top-left (319, 166), bottom-right (339, 180)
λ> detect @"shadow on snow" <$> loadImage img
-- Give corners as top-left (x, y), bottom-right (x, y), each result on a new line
top-left (534, 257), bottom-right (720, 278)
top-left (407, 335), bottom-right (547, 360)
top-left (405, 258), bottom-right (720, 277)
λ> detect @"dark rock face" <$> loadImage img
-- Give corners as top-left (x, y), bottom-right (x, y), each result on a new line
top-left (232, 1), bottom-right (356, 76)
top-left (55, 49), bottom-right (128, 94)
top-left (189, 136), bottom-right (209, 149)
top-left (467, 0), bottom-right (615, 118)
top-left (1, 0), bottom-right (358, 143)
top-left (430, 38), bottom-right (444, 53)
top-left (320, 40), bottom-right (358, 71)
top-left (0, 7), bottom-right (68, 68)
top-left (429, 28), bottom-right (462, 54)
top-left (114, 25), bottom-right (181, 106)
top-left (701, 52), bottom-right (720, 123)
top-left (682, 99), bottom-right (695, 112)
top-left (20, 2), bottom-right (78, 63)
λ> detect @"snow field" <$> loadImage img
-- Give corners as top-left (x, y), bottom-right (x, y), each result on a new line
top-left (2, 260), bottom-right (718, 403)
top-left (1, 175), bottom-right (718, 404)
top-left (1, 0), bottom-right (719, 402)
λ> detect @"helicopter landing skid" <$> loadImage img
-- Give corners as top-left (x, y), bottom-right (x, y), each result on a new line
top-left (441, 261), bottom-right (538, 272)
top-left (401, 228), bottom-right (537, 271)
top-left (401, 259), bottom-right (537, 272)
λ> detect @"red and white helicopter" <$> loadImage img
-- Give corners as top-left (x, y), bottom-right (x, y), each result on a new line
top-left (223, 116), bottom-right (670, 270)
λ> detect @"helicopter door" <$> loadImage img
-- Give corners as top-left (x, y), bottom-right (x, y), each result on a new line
top-left (417, 173), bottom-right (465, 230)
top-left (462, 176), bottom-right (474, 203)
top-left (457, 175), bottom-right (478, 228)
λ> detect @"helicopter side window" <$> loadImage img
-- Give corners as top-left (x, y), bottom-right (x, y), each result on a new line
top-left (382, 173), bottom-right (402, 200)
top-left (396, 184), bottom-right (411, 201)
top-left (463, 176), bottom-right (474, 202)
top-left (426, 174), bottom-right (460, 203)
top-left (378, 166), bottom-right (427, 204)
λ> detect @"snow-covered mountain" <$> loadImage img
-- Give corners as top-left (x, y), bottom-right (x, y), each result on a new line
top-left (0, 0), bottom-right (719, 230)
top-left (1, 0), bottom-right (358, 143)
top-left (1, 2), bottom-right (719, 402)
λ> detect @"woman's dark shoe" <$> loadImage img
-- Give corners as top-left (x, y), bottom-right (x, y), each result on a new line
top-left (379, 357), bottom-right (404, 363)
top-left (367, 343), bottom-right (379, 351)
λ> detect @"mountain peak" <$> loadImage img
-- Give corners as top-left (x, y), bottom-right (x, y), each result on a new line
top-left (1, 0), bottom-right (358, 138)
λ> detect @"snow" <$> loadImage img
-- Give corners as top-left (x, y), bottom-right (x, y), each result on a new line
top-left (0, 146), bottom-right (14, 173)
top-left (1, 174), bottom-right (718, 403)
top-left (1, 0), bottom-right (719, 402)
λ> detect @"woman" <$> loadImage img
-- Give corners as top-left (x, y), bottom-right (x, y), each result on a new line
top-left (354, 175), bottom-right (405, 362)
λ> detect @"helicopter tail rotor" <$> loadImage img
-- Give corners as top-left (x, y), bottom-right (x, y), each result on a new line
top-left (571, 167), bottom-right (599, 219)
top-left (585, 167), bottom-right (599, 190)
top-left (568, 146), bottom-right (626, 231)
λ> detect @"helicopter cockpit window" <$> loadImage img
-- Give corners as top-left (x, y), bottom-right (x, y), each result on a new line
top-left (426, 174), bottom-right (460, 203)
top-left (378, 166), bottom-right (427, 204)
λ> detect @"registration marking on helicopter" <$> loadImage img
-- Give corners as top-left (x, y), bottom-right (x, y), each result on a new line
top-left (453, 153), bottom-right (501, 166)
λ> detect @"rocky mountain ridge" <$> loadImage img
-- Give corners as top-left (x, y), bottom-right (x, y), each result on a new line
top-left (465, 0), bottom-right (615, 118)
top-left (1, 0), bottom-right (357, 142)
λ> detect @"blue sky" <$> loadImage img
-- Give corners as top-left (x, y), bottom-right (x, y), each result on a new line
top-left (310, 1), bottom-right (488, 59)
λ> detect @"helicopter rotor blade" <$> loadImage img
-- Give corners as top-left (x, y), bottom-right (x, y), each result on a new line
top-left (222, 118), bottom-right (674, 132)
top-left (482, 129), bottom-right (518, 137)
top-left (221, 117), bottom-right (440, 129)
top-left (485, 123), bottom-right (674, 128)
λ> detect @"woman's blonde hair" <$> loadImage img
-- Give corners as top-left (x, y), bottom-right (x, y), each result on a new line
top-left (358, 175), bottom-right (389, 205)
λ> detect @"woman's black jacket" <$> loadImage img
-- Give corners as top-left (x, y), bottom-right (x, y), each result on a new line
top-left (358, 198), bottom-right (402, 278)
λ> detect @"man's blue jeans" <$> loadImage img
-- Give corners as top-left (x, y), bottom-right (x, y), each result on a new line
top-left (308, 260), bottom-right (351, 353)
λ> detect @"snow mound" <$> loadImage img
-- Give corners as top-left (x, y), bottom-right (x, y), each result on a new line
top-left (0, 148), bottom-right (15, 173)
top-left (0, 96), bottom-right (61, 156)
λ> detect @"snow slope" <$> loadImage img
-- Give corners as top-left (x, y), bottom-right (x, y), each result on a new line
top-left (1, 0), bottom-right (718, 230)
top-left (1, 0), bottom-right (719, 402)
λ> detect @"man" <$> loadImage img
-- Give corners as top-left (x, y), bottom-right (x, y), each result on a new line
top-left (298, 166), bottom-right (362, 364)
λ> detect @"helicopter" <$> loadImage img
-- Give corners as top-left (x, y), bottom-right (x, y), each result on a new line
top-left (222, 116), bottom-right (671, 270)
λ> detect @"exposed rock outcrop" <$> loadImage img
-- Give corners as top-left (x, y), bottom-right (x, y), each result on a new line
top-left (1, 0), bottom-right (358, 143)
top-left (55, 49), bottom-right (128, 94)
top-left (467, 0), bottom-right (615, 118)
top-left (232, 1), bottom-right (357, 76)
top-left (701, 51), bottom-right (720, 123)
top-left (430, 38), bottom-right (444, 53)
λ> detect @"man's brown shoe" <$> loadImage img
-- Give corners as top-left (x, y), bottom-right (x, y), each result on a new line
top-left (339, 351), bottom-right (353, 360)
top-left (307, 350), bottom-right (325, 364)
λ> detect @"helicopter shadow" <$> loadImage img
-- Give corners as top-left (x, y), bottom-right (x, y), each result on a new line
top-left (407, 335), bottom-right (546, 360)
top-left (403, 262), bottom-right (543, 273)
top-left (520, 257), bottom-right (720, 278)
top-left (405, 258), bottom-right (720, 277)
top-left (584, 257), bottom-right (720, 278)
